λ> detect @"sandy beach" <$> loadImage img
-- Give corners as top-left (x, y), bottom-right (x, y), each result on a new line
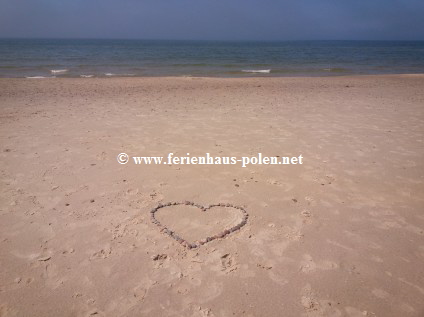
top-left (1, 75), bottom-right (423, 317)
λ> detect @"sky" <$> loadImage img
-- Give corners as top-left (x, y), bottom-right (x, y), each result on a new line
top-left (0, 0), bottom-right (423, 41)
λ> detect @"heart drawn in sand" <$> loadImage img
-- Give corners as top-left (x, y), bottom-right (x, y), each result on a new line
top-left (150, 201), bottom-right (248, 249)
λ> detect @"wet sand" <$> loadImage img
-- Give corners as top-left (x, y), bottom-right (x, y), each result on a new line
top-left (0, 75), bottom-right (424, 316)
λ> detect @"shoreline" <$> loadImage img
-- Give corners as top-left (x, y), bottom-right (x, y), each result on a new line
top-left (0, 72), bottom-right (423, 80)
top-left (0, 73), bottom-right (423, 81)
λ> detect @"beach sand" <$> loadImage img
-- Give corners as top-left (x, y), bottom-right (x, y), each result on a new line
top-left (0, 75), bottom-right (423, 317)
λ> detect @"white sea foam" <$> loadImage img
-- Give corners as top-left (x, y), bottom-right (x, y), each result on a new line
top-left (105, 73), bottom-right (135, 77)
top-left (80, 74), bottom-right (94, 78)
top-left (241, 69), bottom-right (271, 73)
top-left (50, 69), bottom-right (68, 74)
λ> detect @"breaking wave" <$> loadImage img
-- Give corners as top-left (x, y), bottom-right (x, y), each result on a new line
top-left (241, 69), bottom-right (271, 73)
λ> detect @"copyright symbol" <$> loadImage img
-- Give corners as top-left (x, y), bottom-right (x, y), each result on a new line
top-left (117, 153), bottom-right (129, 164)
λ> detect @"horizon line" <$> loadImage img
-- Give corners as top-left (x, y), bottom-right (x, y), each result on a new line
top-left (1, 37), bottom-right (424, 43)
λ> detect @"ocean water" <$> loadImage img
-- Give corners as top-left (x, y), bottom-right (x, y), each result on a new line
top-left (0, 39), bottom-right (424, 78)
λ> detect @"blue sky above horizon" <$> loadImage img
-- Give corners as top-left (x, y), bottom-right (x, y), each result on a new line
top-left (1, 0), bottom-right (423, 41)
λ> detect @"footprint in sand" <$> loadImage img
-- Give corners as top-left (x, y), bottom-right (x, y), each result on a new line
top-left (285, 229), bottom-right (304, 241)
top-left (300, 284), bottom-right (322, 315)
top-left (41, 262), bottom-right (68, 289)
top-left (300, 284), bottom-right (348, 316)
top-left (89, 246), bottom-right (112, 260)
top-left (371, 288), bottom-right (389, 299)
top-left (96, 151), bottom-right (107, 161)
top-left (300, 211), bottom-right (313, 225)
top-left (301, 257), bottom-right (339, 274)
top-left (152, 253), bottom-right (168, 268)
top-left (191, 306), bottom-right (215, 317)
top-left (313, 174), bottom-right (335, 187)
top-left (256, 262), bottom-right (273, 270)
top-left (299, 254), bottom-right (317, 273)
top-left (220, 253), bottom-right (238, 273)
top-left (300, 296), bottom-right (321, 314)
top-left (132, 286), bottom-right (147, 301)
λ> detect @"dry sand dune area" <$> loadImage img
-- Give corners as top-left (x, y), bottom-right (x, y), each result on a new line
top-left (1, 75), bottom-right (424, 317)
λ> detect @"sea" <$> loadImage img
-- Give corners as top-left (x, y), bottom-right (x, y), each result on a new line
top-left (0, 39), bottom-right (424, 78)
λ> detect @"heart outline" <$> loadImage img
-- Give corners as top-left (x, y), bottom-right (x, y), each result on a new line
top-left (150, 201), bottom-right (248, 249)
